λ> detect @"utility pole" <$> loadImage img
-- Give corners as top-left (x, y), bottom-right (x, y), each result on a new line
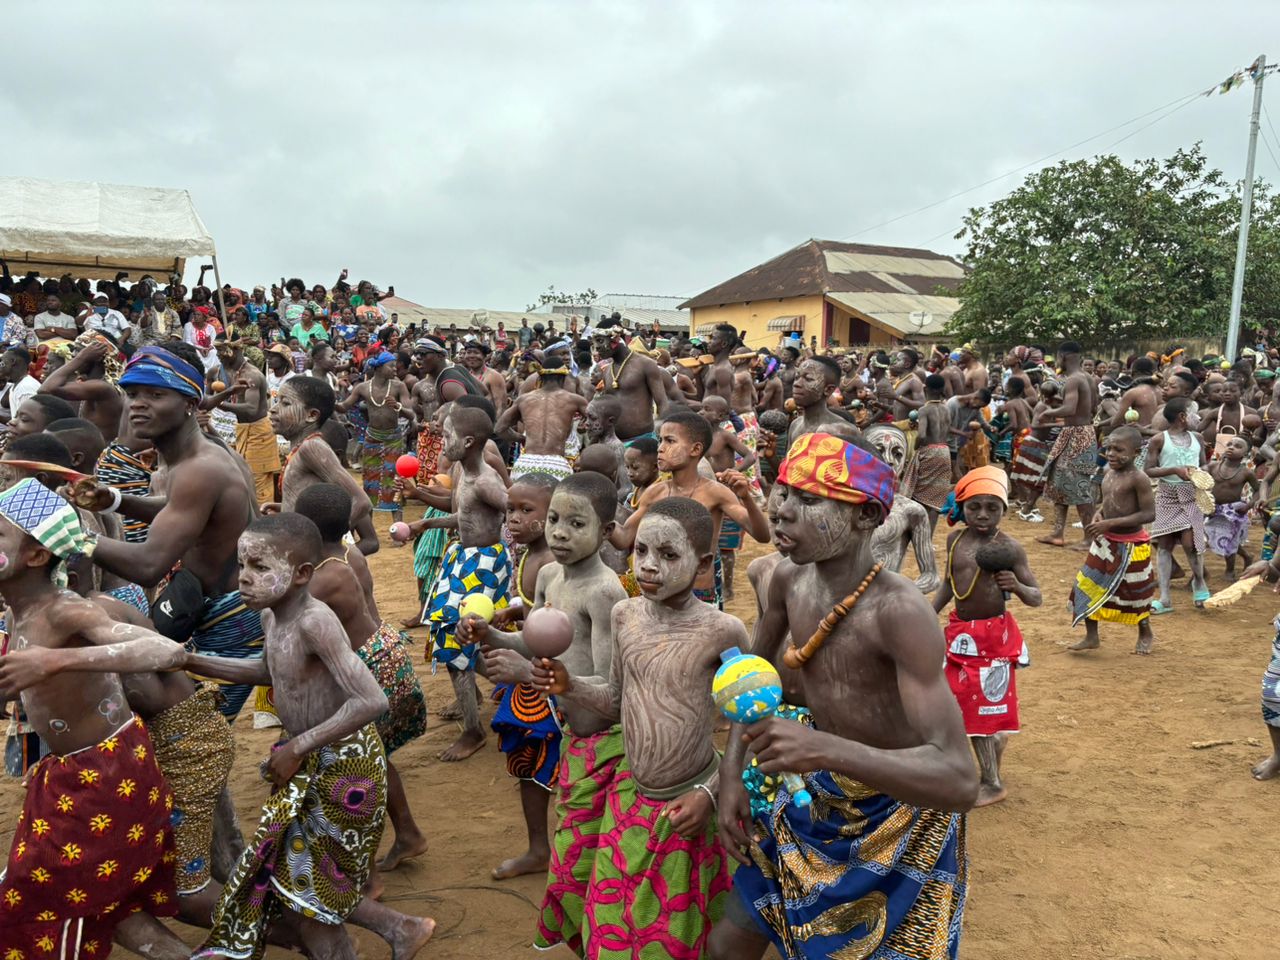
top-left (1225, 54), bottom-right (1266, 362)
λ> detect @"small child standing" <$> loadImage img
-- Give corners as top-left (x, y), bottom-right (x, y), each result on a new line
top-left (535, 497), bottom-right (743, 959)
top-left (934, 466), bottom-right (1042, 806)
top-left (1069, 426), bottom-right (1158, 654)
top-left (700, 396), bottom-right (758, 602)
top-left (1205, 434), bottom-right (1259, 580)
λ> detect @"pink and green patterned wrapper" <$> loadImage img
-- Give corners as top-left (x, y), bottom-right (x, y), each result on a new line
top-left (536, 724), bottom-right (626, 955)
top-left (582, 764), bottom-right (734, 959)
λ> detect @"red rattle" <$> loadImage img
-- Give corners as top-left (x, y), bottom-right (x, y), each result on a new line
top-left (395, 454), bottom-right (421, 479)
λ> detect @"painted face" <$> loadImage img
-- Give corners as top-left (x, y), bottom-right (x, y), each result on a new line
top-left (1104, 435), bottom-right (1138, 470)
top-left (961, 494), bottom-right (1005, 535)
top-left (441, 415), bottom-right (468, 461)
top-left (790, 360), bottom-right (829, 409)
top-left (124, 384), bottom-right (192, 441)
top-left (624, 447), bottom-right (658, 488)
top-left (1224, 436), bottom-right (1250, 461)
top-left (864, 425), bottom-right (908, 480)
top-left (774, 485), bottom-right (862, 564)
top-left (270, 385), bottom-right (311, 440)
top-left (236, 533), bottom-right (297, 610)
top-left (633, 514), bottom-right (702, 602)
top-left (545, 491), bottom-right (605, 566)
top-left (656, 421), bottom-right (698, 472)
top-left (505, 484), bottom-right (550, 546)
top-left (585, 403), bottom-right (609, 441)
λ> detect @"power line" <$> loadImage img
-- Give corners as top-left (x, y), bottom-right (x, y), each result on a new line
top-left (839, 86), bottom-right (1208, 242)
top-left (1259, 124), bottom-right (1280, 174)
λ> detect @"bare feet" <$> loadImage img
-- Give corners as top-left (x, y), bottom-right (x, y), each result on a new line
top-left (1068, 636), bottom-right (1101, 652)
top-left (1036, 535), bottom-right (1066, 547)
top-left (1170, 561), bottom-right (1187, 580)
top-left (1133, 632), bottom-right (1155, 655)
top-left (365, 871), bottom-right (386, 901)
top-left (1251, 753), bottom-right (1280, 781)
top-left (389, 916), bottom-right (437, 960)
top-left (492, 849), bottom-right (550, 880)
top-left (439, 729), bottom-right (486, 762)
top-left (400, 615), bottom-right (423, 629)
top-left (379, 834), bottom-right (430, 872)
top-left (1069, 539), bottom-right (1091, 552)
top-left (437, 686), bottom-right (484, 721)
top-left (974, 782), bottom-right (1008, 807)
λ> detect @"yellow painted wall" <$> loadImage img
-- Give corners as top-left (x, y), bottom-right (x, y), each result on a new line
top-left (688, 295), bottom-right (827, 351)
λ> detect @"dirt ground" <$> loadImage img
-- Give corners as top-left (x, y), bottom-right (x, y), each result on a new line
top-left (3, 506), bottom-right (1278, 959)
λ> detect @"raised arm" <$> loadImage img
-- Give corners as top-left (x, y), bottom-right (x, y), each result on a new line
top-left (0, 599), bottom-right (187, 697)
top-left (717, 473), bottom-right (770, 542)
top-left (38, 342), bottom-right (118, 402)
top-left (294, 439), bottom-right (373, 529)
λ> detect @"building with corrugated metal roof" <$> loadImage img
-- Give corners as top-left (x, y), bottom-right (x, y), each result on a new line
top-left (678, 239), bottom-right (963, 350)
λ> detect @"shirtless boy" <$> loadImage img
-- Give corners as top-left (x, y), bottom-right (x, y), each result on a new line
top-left (1068, 426), bottom-right (1157, 653)
top-left (700, 395), bottom-right (758, 599)
top-left (615, 410), bottom-right (769, 608)
top-left (786, 356), bottom-right (851, 449)
top-left (1034, 341), bottom-right (1099, 549)
top-left (271, 374), bottom-right (379, 552)
top-left (1205, 434), bottom-right (1259, 579)
top-left (186, 515), bottom-right (434, 959)
top-left (338, 352), bottom-right (415, 521)
top-left (36, 334), bottom-right (125, 444)
top-left (535, 498), bottom-right (743, 958)
top-left (935, 466), bottom-right (1041, 806)
top-left (462, 473), bottom-right (626, 951)
top-left (0, 478), bottom-right (191, 959)
top-left (295, 483), bottom-right (429, 873)
top-left (209, 335), bottom-right (280, 506)
top-left (496, 359), bottom-right (587, 480)
top-left (905, 372), bottom-right (952, 527)
top-left (710, 433), bottom-right (977, 960)
top-left (416, 405), bottom-right (512, 761)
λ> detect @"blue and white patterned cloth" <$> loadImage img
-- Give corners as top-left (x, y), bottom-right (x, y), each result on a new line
top-left (424, 542), bottom-right (512, 672)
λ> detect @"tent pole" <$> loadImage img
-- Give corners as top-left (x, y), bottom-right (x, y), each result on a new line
top-left (211, 255), bottom-right (228, 327)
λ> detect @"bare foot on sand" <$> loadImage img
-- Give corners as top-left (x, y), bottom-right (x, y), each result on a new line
top-left (1133, 632), bottom-right (1155, 655)
top-left (439, 729), bottom-right (486, 762)
top-left (1036, 535), bottom-right (1065, 547)
top-left (389, 916), bottom-right (436, 960)
top-left (1068, 636), bottom-right (1101, 652)
top-left (1069, 540), bottom-right (1091, 552)
top-left (492, 850), bottom-right (550, 880)
top-left (400, 615), bottom-right (422, 629)
top-left (1251, 754), bottom-right (1280, 781)
top-left (974, 783), bottom-right (1008, 807)
top-left (437, 686), bottom-right (484, 721)
top-left (379, 835), bottom-right (429, 872)
top-left (364, 872), bottom-right (386, 901)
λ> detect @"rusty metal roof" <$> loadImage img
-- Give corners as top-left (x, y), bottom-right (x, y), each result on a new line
top-left (679, 239), bottom-right (964, 310)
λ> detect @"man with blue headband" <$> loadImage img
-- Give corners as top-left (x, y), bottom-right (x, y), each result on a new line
top-left (337, 348), bottom-right (415, 523)
top-left (64, 343), bottom-right (266, 723)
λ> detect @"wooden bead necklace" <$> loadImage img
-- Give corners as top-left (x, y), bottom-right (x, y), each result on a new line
top-left (783, 563), bottom-right (882, 669)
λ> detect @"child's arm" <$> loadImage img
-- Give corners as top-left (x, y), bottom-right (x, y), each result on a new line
top-left (722, 429), bottom-right (757, 471)
top-left (533, 601), bottom-right (622, 721)
top-left (0, 601), bottom-right (187, 697)
top-left (932, 531), bottom-right (959, 613)
top-left (185, 651), bottom-right (272, 686)
top-left (996, 540), bottom-right (1041, 608)
top-left (271, 607), bottom-right (388, 784)
top-left (295, 439), bottom-right (373, 529)
top-left (408, 513), bottom-right (458, 535)
top-left (717, 472), bottom-right (770, 542)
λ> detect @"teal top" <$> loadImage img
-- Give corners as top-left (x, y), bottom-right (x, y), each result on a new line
top-left (1157, 430), bottom-right (1200, 483)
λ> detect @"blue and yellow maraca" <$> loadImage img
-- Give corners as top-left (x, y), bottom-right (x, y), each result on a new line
top-left (712, 646), bottom-right (812, 808)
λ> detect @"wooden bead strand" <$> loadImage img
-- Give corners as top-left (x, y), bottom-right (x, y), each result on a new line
top-left (783, 563), bottom-right (882, 669)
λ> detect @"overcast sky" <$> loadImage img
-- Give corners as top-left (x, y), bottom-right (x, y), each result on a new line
top-left (6, 1), bottom-right (1278, 309)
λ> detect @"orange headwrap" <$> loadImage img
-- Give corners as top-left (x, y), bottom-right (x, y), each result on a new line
top-left (954, 465), bottom-right (1009, 506)
top-left (778, 433), bottom-right (896, 510)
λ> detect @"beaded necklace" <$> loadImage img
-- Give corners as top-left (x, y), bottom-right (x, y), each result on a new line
top-left (783, 563), bottom-right (882, 669)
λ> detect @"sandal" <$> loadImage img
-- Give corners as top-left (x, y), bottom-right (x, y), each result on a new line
top-left (1150, 599), bottom-right (1174, 615)
top-left (1193, 587), bottom-right (1211, 609)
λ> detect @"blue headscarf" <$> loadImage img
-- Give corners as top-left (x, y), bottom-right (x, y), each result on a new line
top-left (366, 351), bottom-right (396, 370)
top-left (119, 346), bottom-right (204, 399)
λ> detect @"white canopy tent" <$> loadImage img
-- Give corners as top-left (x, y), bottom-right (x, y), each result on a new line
top-left (0, 176), bottom-right (216, 283)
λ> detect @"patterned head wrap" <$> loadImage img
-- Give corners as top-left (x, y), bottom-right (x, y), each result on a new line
top-left (72, 330), bottom-right (125, 384)
top-left (367, 351), bottom-right (396, 370)
top-left (778, 433), bottom-right (895, 512)
top-left (954, 465), bottom-right (1009, 506)
top-left (119, 346), bottom-right (204, 399)
top-left (1009, 345), bottom-right (1043, 368)
top-left (0, 478), bottom-right (88, 587)
top-left (413, 338), bottom-right (446, 355)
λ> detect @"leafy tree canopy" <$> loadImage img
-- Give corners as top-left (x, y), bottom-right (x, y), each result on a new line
top-left (946, 145), bottom-right (1280, 350)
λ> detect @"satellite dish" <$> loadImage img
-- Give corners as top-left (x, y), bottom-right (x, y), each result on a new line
top-left (909, 311), bottom-right (932, 332)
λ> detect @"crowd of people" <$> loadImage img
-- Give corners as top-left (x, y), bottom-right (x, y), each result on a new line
top-left (0, 257), bottom-right (1275, 959)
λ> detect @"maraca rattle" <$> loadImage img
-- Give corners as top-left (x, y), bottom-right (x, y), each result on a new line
top-left (974, 539), bottom-right (1020, 601)
top-left (712, 646), bottom-right (811, 808)
top-left (459, 593), bottom-right (496, 625)
top-left (395, 454), bottom-right (421, 480)
top-left (210, 380), bottom-right (226, 393)
top-left (389, 521), bottom-right (412, 543)
top-left (524, 604), bottom-right (574, 659)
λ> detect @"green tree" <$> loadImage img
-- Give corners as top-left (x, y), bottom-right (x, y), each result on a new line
top-left (526, 285), bottom-right (597, 312)
top-left (946, 145), bottom-right (1280, 349)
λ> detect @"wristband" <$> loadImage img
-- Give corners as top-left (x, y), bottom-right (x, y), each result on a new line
top-left (695, 782), bottom-right (717, 810)
top-left (101, 487), bottom-right (123, 514)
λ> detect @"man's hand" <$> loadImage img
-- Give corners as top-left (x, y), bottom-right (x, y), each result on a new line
top-left (482, 646), bottom-right (533, 685)
top-left (663, 787), bottom-right (713, 840)
top-left (0, 648), bottom-right (62, 698)
top-left (531, 657), bottom-right (570, 697)
top-left (60, 477), bottom-right (116, 512)
top-left (743, 716), bottom-right (830, 775)
top-left (717, 777), bottom-right (754, 865)
top-left (456, 614), bottom-right (489, 647)
top-left (75, 339), bottom-right (111, 367)
top-left (265, 740), bottom-right (304, 788)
